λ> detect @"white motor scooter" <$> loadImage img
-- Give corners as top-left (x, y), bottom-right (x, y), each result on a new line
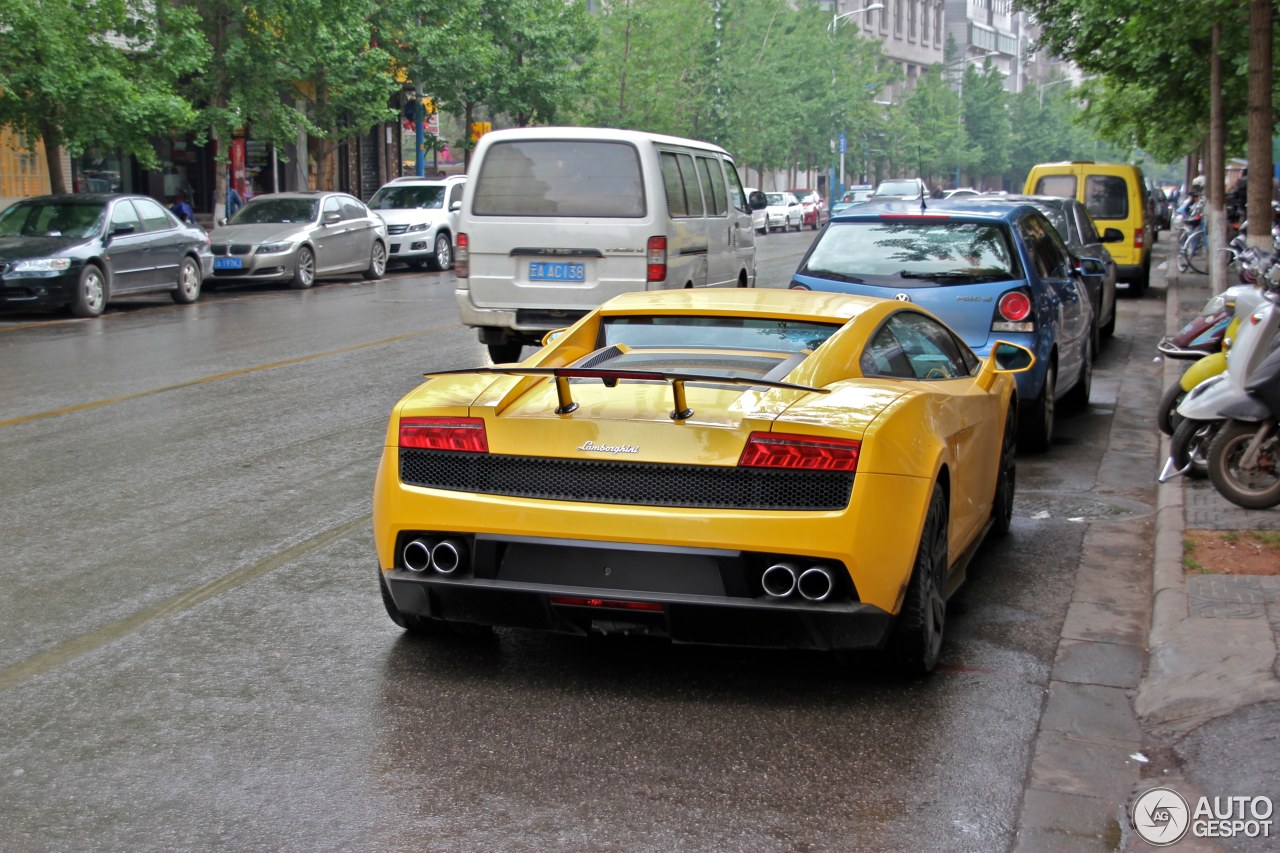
top-left (1159, 254), bottom-right (1280, 483)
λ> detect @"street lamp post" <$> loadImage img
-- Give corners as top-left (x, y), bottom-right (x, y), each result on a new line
top-left (828, 3), bottom-right (884, 197)
top-left (1037, 76), bottom-right (1097, 108)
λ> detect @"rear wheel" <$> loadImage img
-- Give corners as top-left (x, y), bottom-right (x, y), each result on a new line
top-left (1183, 234), bottom-right (1207, 275)
top-left (891, 483), bottom-right (948, 674)
top-left (379, 574), bottom-right (444, 635)
top-left (363, 241), bottom-right (387, 280)
top-left (991, 407), bottom-right (1017, 538)
top-left (1157, 380), bottom-right (1187, 436)
top-left (1207, 421), bottom-right (1280, 509)
top-left (1171, 417), bottom-right (1213, 479)
top-left (487, 340), bottom-right (524, 363)
top-left (172, 257), bottom-right (202, 304)
top-left (1019, 361), bottom-right (1056, 453)
top-left (1063, 337), bottom-right (1092, 412)
top-left (70, 264), bottom-right (107, 317)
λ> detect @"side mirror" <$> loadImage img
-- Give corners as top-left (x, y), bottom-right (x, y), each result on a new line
top-left (217, 217), bottom-right (228, 227)
top-left (1101, 227), bottom-right (1124, 243)
top-left (450, 200), bottom-right (462, 212)
top-left (992, 341), bottom-right (1035, 372)
top-left (323, 212), bottom-right (341, 225)
top-left (748, 191), bottom-right (767, 211)
top-left (109, 223), bottom-right (136, 238)
top-left (1077, 256), bottom-right (1106, 276)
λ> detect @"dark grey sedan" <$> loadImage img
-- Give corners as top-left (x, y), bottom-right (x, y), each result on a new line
top-left (209, 192), bottom-right (388, 289)
top-left (0, 194), bottom-right (212, 317)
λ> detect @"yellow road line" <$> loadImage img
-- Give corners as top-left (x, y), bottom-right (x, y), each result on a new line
top-left (0, 514), bottom-right (372, 693)
top-left (0, 328), bottom-right (439, 428)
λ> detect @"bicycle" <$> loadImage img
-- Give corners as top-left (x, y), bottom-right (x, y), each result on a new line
top-left (1176, 217), bottom-right (1207, 274)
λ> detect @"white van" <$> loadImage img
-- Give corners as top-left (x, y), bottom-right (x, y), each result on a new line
top-left (455, 127), bottom-right (764, 362)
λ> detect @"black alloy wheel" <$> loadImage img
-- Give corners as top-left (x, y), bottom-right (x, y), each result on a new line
top-left (891, 483), bottom-right (949, 673)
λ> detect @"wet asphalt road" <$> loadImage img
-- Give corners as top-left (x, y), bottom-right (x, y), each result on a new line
top-left (0, 230), bottom-right (1162, 850)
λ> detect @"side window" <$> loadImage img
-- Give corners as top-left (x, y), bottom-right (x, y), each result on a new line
top-left (696, 156), bottom-right (727, 217)
top-left (132, 197), bottom-right (173, 232)
top-left (1084, 174), bottom-right (1129, 220)
top-left (860, 324), bottom-right (915, 379)
top-left (887, 312), bottom-right (973, 380)
top-left (676, 154), bottom-right (705, 216)
top-left (1034, 174), bottom-right (1077, 198)
top-left (724, 160), bottom-right (748, 212)
top-left (449, 183), bottom-right (464, 208)
top-left (109, 200), bottom-right (143, 233)
top-left (340, 197), bottom-right (367, 221)
top-left (1036, 214), bottom-right (1073, 278)
top-left (322, 196), bottom-right (342, 220)
top-left (660, 152), bottom-right (688, 217)
top-left (1077, 208), bottom-right (1100, 244)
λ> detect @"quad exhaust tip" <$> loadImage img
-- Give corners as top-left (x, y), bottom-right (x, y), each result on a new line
top-left (797, 566), bottom-right (835, 602)
top-left (763, 562), bottom-right (837, 601)
top-left (402, 538), bottom-right (435, 573)
top-left (430, 539), bottom-right (466, 575)
top-left (762, 562), bottom-right (799, 598)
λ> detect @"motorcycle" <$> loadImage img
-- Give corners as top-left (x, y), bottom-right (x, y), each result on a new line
top-left (1159, 252), bottom-right (1280, 484)
top-left (1205, 345), bottom-right (1280, 508)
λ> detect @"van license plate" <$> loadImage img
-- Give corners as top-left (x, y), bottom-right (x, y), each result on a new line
top-left (213, 257), bottom-right (243, 270)
top-left (528, 262), bottom-right (585, 282)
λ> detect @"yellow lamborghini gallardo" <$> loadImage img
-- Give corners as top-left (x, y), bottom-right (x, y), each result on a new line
top-left (373, 288), bottom-right (1033, 672)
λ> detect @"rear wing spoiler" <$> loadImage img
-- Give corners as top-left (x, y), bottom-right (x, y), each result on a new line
top-left (425, 366), bottom-right (829, 421)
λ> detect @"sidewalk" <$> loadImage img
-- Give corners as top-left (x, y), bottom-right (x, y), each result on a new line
top-left (1014, 251), bottom-right (1280, 851)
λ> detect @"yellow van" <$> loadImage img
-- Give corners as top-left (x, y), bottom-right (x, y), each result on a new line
top-left (1024, 161), bottom-right (1153, 295)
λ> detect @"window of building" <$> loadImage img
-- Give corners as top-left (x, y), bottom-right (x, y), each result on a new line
top-left (894, 0), bottom-right (903, 35)
top-left (921, 1), bottom-right (929, 42)
top-left (908, 0), bottom-right (917, 40)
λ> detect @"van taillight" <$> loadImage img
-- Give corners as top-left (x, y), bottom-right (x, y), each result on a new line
top-left (1133, 229), bottom-right (1144, 250)
top-left (455, 233), bottom-right (469, 278)
top-left (647, 236), bottom-right (667, 282)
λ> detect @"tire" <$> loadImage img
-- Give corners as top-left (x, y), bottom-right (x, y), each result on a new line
top-left (1063, 337), bottom-right (1092, 412)
top-left (487, 340), bottom-right (524, 363)
top-left (363, 241), bottom-right (387, 281)
top-left (171, 257), bottom-right (202, 304)
top-left (991, 407), bottom-right (1017, 538)
top-left (427, 232), bottom-right (453, 272)
top-left (1184, 233), bottom-right (1207, 275)
top-left (1100, 298), bottom-right (1116, 338)
top-left (1171, 417), bottom-right (1213, 479)
top-left (70, 263), bottom-right (107, 317)
top-left (379, 573), bottom-right (443, 635)
top-left (290, 246), bottom-right (316, 289)
top-left (891, 483), bottom-right (948, 674)
top-left (1018, 361), bottom-right (1056, 453)
top-left (1156, 380), bottom-right (1187, 436)
top-left (1207, 420), bottom-right (1280, 509)
top-left (1130, 257), bottom-right (1150, 296)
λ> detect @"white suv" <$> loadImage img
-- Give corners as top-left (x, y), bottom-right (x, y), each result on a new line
top-left (367, 175), bottom-right (466, 271)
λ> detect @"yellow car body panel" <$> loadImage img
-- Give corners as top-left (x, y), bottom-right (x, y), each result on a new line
top-left (372, 288), bottom-right (1027, 656)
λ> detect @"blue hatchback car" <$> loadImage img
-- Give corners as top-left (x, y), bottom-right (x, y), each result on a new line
top-left (790, 200), bottom-right (1096, 451)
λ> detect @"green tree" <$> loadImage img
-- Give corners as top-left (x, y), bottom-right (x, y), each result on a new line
top-left (0, 0), bottom-right (205, 193)
top-left (961, 62), bottom-right (1010, 189)
top-left (894, 65), bottom-right (964, 185)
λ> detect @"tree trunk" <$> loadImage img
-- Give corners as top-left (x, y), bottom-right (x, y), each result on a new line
top-left (38, 120), bottom-right (66, 194)
top-left (1208, 23), bottom-right (1229, 294)
top-left (1245, 0), bottom-right (1274, 253)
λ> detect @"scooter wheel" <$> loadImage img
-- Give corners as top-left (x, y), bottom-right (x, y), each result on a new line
top-left (1207, 420), bottom-right (1280, 509)
top-left (1171, 418), bottom-right (1213, 479)
top-left (1157, 380), bottom-right (1187, 436)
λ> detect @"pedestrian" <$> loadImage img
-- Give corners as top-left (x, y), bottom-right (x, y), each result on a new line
top-left (169, 192), bottom-right (194, 224)
top-left (931, 184), bottom-right (945, 199)
top-left (226, 178), bottom-right (244, 219)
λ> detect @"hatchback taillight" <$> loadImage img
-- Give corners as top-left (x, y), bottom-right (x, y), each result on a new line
top-left (992, 290), bottom-right (1035, 333)
top-left (738, 432), bottom-right (860, 472)
top-left (455, 233), bottom-right (469, 278)
top-left (399, 416), bottom-right (488, 452)
top-left (647, 236), bottom-right (667, 283)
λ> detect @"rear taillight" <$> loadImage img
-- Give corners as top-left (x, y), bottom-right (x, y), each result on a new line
top-left (993, 290), bottom-right (1034, 333)
top-left (455, 232), bottom-right (469, 278)
top-left (647, 236), bottom-right (667, 282)
top-left (1133, 229), bottom-right (1144, 249)
top-left (738, 432), bottom-right (860, 472)
top-left (398, 416), bottom-right (488, 452)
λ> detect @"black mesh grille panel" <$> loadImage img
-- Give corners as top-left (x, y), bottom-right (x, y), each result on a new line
top-left (400, 449), bottom-right (853, 510)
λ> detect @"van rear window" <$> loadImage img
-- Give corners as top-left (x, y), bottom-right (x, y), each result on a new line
top-left (472, 140), bottom-right (645, 217)
top-left (1083, 175), bottom-right (1129, 220)
top-left (1034, 175), bottom-right (1077, 197)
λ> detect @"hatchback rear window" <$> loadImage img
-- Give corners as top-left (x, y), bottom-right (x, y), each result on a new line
top-left (1084, 175), bottom-right (1129, 220)
top-left (799, 220), bottom-right (1020, 286)
top-left (472, 140), bottom-right (645, 217)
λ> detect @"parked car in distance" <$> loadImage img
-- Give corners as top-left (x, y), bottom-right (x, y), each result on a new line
top-left (1146, 178), bottom-right (1171, 231)
top-left (209, 191), bottom-right (388, 289)
top-left (743, 187), bottom-right (769, 234)
top-left (373, 286), bottom-right (1034, 672)
top-left (872, 178), bottom-right (927, 201)
top-left (831, 186), bottom-right (874, 217)
top-left (947, 194), bottom-right (1121, 343)
top-left (0, 193), bottom-right (211, 317)
top-left (944, 188), bottom-right (981, 199)
top-left (368, 175), bottom-right (466, 271)
top-left (788, 199), bottom-right (1097, 452)
top-left (787, 189), bottom-right (828, 230)
top-left (765, 191), bottom-right (804, 232)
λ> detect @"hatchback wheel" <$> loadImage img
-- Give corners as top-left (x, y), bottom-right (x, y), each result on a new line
top-left (1019, 361), bottom-right (1056, 453)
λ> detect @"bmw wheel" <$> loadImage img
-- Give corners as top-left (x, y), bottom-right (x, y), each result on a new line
top-left (70, 264), bottom-right (107, 317)
top-left (172, 257), bottom-right (202, 304)
top-left (364, 241), bottom-right (387, 281)
top-left (290, 247), bottom-right (316, 289)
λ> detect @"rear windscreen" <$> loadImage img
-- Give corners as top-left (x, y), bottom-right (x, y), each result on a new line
top-left (1033, 175), bottom-right (1077, 198)
top-left (1083, 175), bottom-right (1129, 220)
top-left (472, 140), bottom-right (646, 217)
